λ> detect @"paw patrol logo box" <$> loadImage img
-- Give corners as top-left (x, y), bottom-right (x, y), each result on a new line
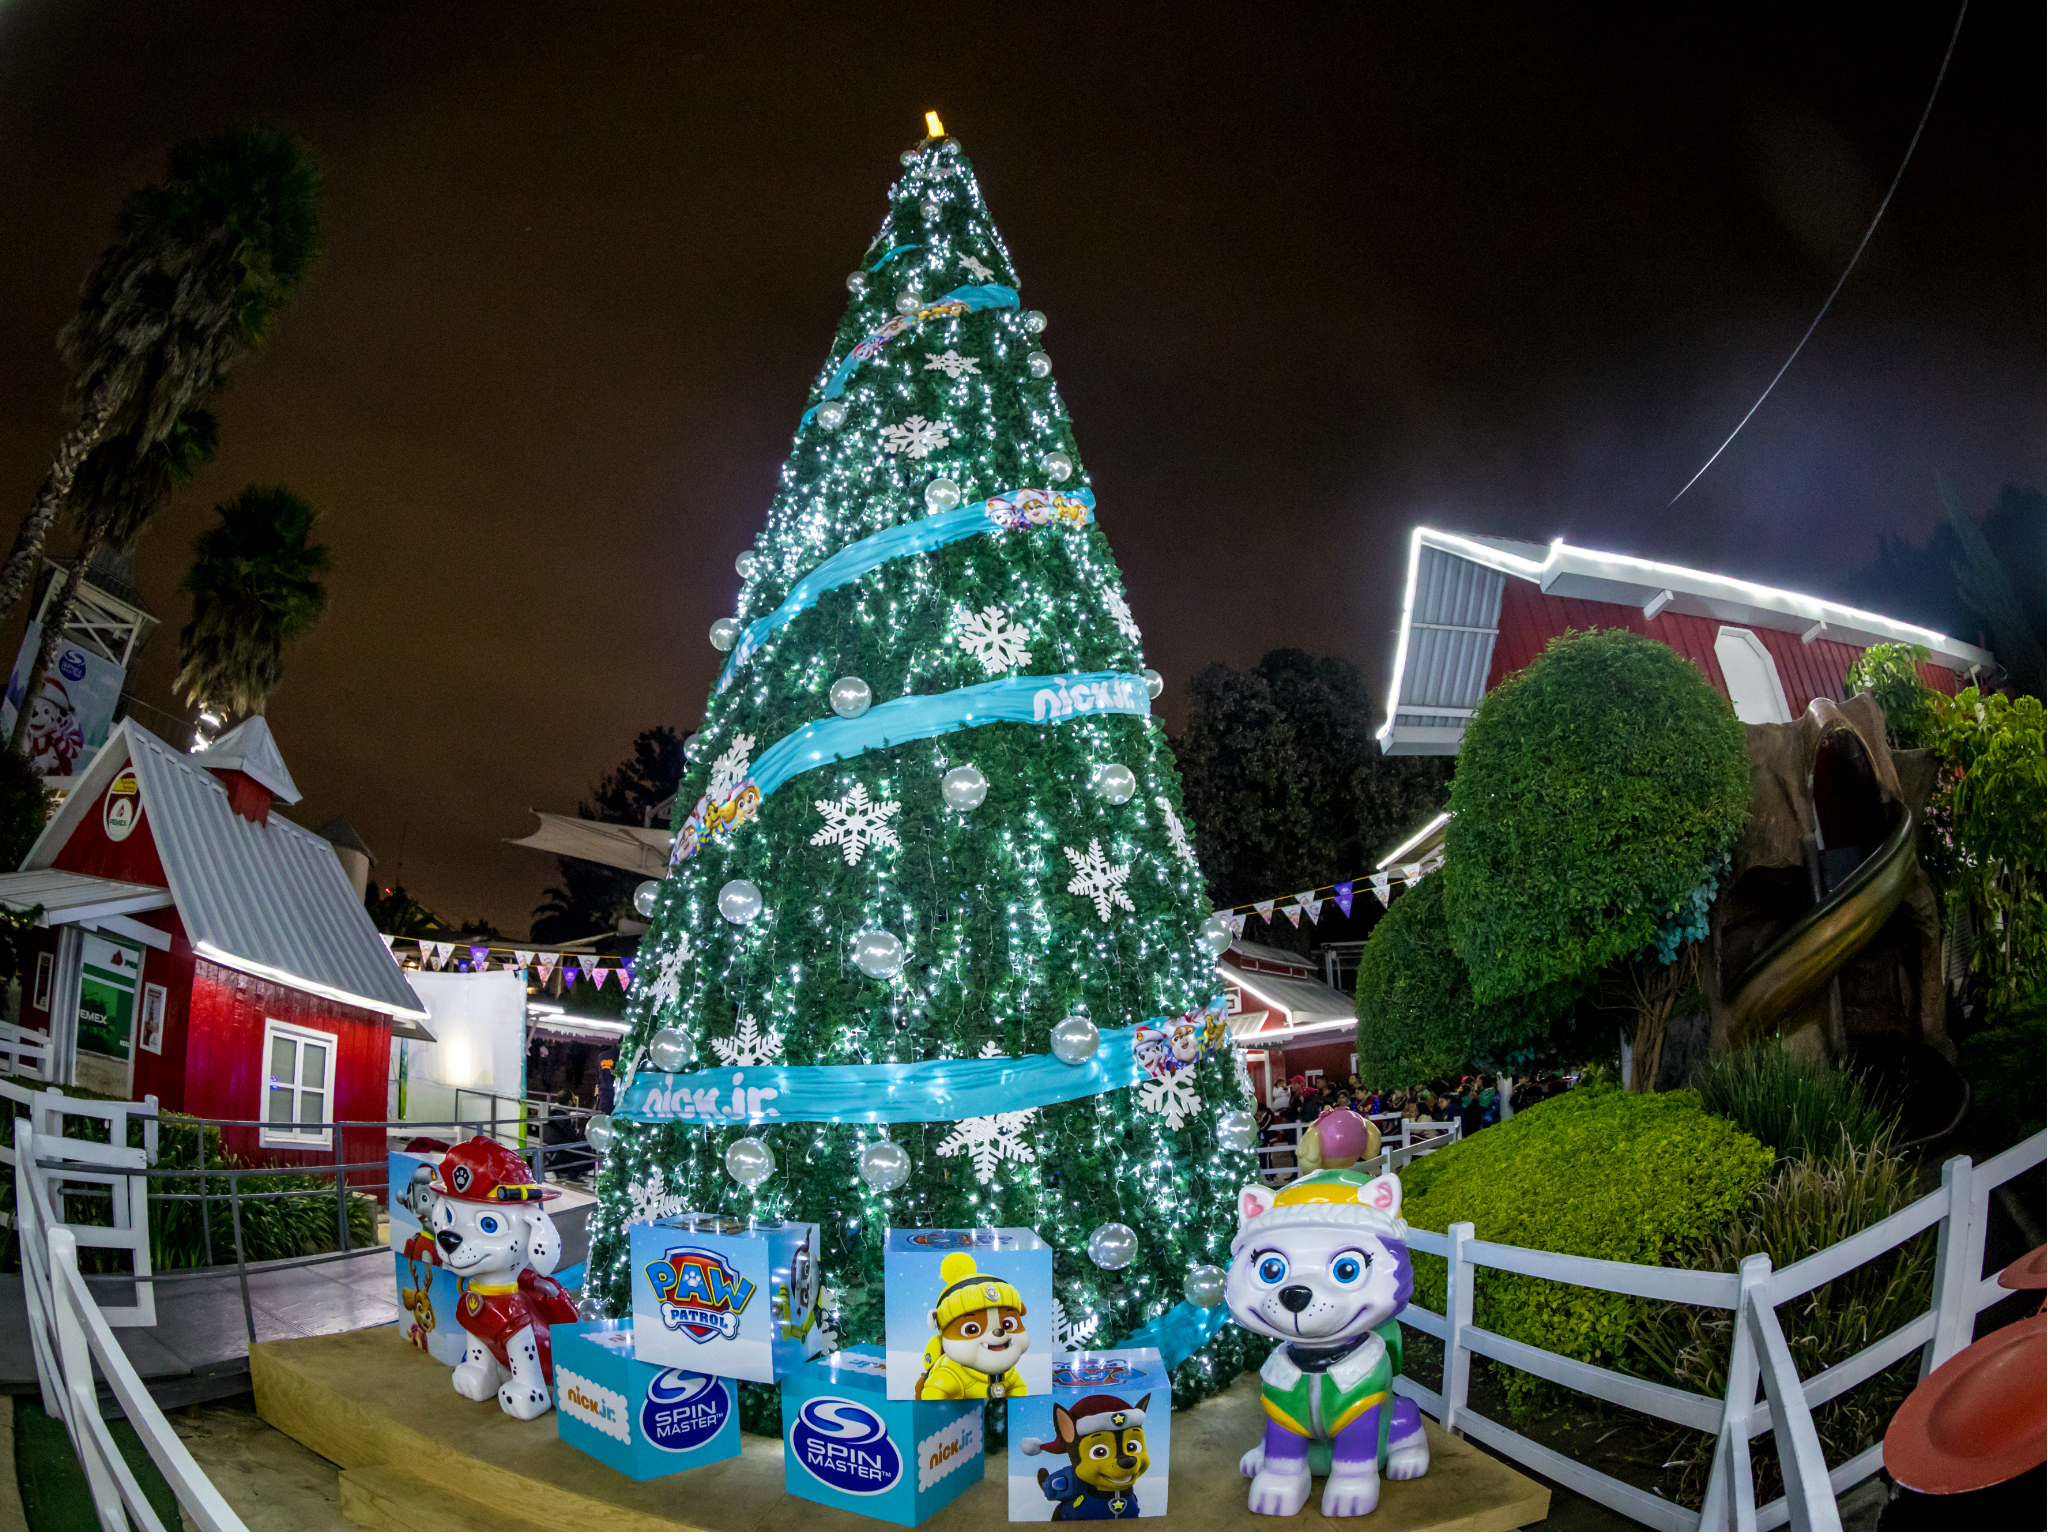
top-left (628, 1212), bottom-right (823, 1383)
top-left (883, 1226), bottom-right (1053, 1401)
top-left (552, 1320), bottom-right (741, 1481)
top-left (1009, 1349), bottom-right (1172, 1521)
top-left (780, 1344), bottom-right (986, 1527)
top-left (387, 1149), bottom-right (469, 1367)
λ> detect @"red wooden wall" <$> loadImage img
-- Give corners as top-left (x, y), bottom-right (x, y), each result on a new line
top-left (1487, 580), bottom-right (1961, 714)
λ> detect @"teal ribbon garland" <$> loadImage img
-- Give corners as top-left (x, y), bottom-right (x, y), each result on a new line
top-left (718, 485), bottom-right (1095, 692)
top-left (799, 282), bottom-right (1019, 426)
top-left (1113, 1302), bottom-right (1233, 1372)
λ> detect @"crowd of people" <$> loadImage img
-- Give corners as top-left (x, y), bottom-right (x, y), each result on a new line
top-left (1253, 1069), bottom-right (1580, 1167)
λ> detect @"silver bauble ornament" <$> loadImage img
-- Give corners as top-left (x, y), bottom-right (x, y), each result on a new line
top-left (896, 290), bottom-right (922, 315)
top-left (1040, 449), bottom-right (1073, 483)
top-left (919, 199), bottom-right (941, 222)
top-left (924, 477), bottom-right (961, 513)
top-left (585, 1113), bottom-right (615, 1153)
top-left (1216, 1109), bottom-right (1259, 1151)
top-left (847, 270), bottom-right (869, 292)
top-left (817, 400), bottom-right (848, 431)
top-left (683, 732), bottom-right (705, 762)
top-left (1143, 667), bottom-right (1164, 700)
top-left (900, 149), bottom-right (917, 166)
top-left (828, 676), bottom-right (873, 718)
top-left (725, 1136), bottom-right (776, 1190)
top-left (1201, 915), bottom-right (1232, 955)
top-left (736, 550), bottom-right (760, 579)
top-left (858, 1139), bottom-right (913, 1192)
top-left (648, 1027), bottom-right (689, 1073)
top-left (1026, 350), bottom-right (1052, 379)
top-left (717, 879), bottom-right (763, 925)
top-left (1050, 1015), bottom-right (1100, 1065)
top-left (852, 928), bottom-right (905, 980)
top-left (1023, 309), bottom-right (1048, 334)
top-left (1090, 763), bottom-right (1137, 805)
top-left (940, 764), bottom-right (987, 810)
top-left (1087, 1221), bottom-right (1139, 1270)
top-left (709, 617), bottom-right (740, 652)
top-left (633, 880), bottom-right (661, 918)
top-left (1186, 1263), bottom-right (1228, 1308)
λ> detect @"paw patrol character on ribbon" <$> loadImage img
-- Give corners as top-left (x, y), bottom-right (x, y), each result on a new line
top-left (1022, 1394), bottom-right (1152, 1520)
top-left (915, 1251), bottom-right (1031, 1399)
top-left (427, 1138), bottom-right (579, 1421)
top-left (984, 487), bottom-right (1093, 531)
top-left (671, 779), bottom-right (760, 864)
top-left (1228, 1169), bottom-right (1431, 1519)
top-left (1134, 1001), bottom-right (1229, 1079)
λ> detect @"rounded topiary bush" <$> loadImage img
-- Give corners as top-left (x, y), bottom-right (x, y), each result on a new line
top-left (1355, 874), bottom-right (1476, 1088)
top-left (1442, 628), bottom-right (1750, 1004)
top-left (1401, 1083), bottom-right (1771, 1405)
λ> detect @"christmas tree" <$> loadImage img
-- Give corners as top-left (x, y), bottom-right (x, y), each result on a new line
top-left (588, 121), bottom-right (1257, 1422)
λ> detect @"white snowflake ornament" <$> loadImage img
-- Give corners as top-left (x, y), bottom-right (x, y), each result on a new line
top-left (1050, 1297), bottom-right (1099, 1351)
top-left (710, 733), bottom-right (756, 803)
top-left (935, 1109), bottom-right (1038, 1184)
top-left (810, 783), bottom-right (902, 866)
top-left (710, 1014), bottom-right (785, 1067)
top-left (958, 252), bottom-right (995, 282)
top-left (626, 1166), bottom-right (686, 1226)
top-left (1065, 839), bottom-right (1135, 923)
top-left (645, 933), bottom-right (693, 1013)
top-left (1138, 1067), bottom-right (1203, 1130)
top-left (955, 604), bottom-right (1032, 674)
top-left (923, 350), bottom-right (981, 380)
top-left (881, 414), bottom-right (951, 460)
top-left (1156, 796), bottom-right (1197, 865)
top-left (1102, 587), bottom-right (1143, 646)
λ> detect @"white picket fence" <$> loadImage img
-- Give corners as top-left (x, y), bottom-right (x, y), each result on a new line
top-left (0, 1020), bottom-right (52, 1081)
top-left (1391, 1130), bottom-right (2046, 1531)
top-left (14, 1116), bottom-right (243, 1530)
top-left (1258, 1115), bottom-right (1461, 1185)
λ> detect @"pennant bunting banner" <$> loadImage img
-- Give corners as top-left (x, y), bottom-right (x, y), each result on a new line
top-left (1281, 903), bottom-right (1302, 928)
top-left (468, 945), bottom-right (490, 970)
top-left (1403, 862), bottom-right (1427, 886)
top-left (562, 965), bottom-right (581, 990)
top-left (1333, 880), bottom-right (1355, 918)
top-left (513, 950), bottom-right (534, 968)
top-left (1254, 900), bottom-right (1275, 922)
top-left (1228, 914), bottom-right (1247, 939)
top-left (590, 967), bottom-right (613, 991)
top-left (537, 962), bottom-right (556, 985)
top-left (1293, 891), bottom-right (1322, 924)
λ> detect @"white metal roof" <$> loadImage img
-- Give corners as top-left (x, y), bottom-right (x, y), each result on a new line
top-left (1219, 961), bottom-right (1356, 1031)
top-left (24, 720), bottom-right (427, 1021)
top-left (1225, 939), bottom-right (1319, 974)
top-left (1377, 527), bottom-right (1997, 755)
top-left (191, 716), bottom-right (303, 805)
top-left (0, 869), bottom-right (172, 926)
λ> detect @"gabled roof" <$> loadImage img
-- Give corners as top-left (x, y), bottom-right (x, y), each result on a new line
top-left (1226, 939), bottom-right (1320, 974)
top-left (192, 717), bottom-right (302, 805)
top-left (1377, 527), bottom-right (1997, 755)
top-left (24, 720), bottom-right (426, 1021)
top-left (1219, 960), bottom-right (1356, 1035)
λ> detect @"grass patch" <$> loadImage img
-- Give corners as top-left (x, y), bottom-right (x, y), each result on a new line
top-left (1691, 1042), bottom-right (1898, 1164)
top-left (13, 1396), bottom-right (180, 1530)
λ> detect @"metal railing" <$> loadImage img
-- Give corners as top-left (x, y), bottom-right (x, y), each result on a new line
top-left (1390, 1130), bottom-right (2046, 1531)
top-left (1255, 1115), bottom-right (1461, 1185)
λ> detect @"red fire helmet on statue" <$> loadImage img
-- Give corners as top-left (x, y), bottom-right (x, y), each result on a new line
top-left (428, 1136), bottom-right (558, 1204)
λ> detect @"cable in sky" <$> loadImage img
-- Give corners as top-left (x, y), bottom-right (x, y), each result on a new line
top-left (1669, 1), bottom-right (1971, 505)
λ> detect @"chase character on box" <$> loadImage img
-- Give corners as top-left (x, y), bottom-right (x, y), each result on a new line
top-left (915, 1250), bottom-right (1030, 1399)
top-left (1229, 1169), bottom-right (1430, 1518)
top-left (428, 1138), bottom-right (580, 1420)
top-left (1023, 1394), bottom-right (1151, 1519)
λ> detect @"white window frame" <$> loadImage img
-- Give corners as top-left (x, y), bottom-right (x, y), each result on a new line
top-left (138, 983), bottom-right (167, 1055)
top-left (259, 1018), bottom-right (337, 1149)
top-left (1714, 625), bottom-right (1793, 725)
top-left (31, 952), bottom-right (51, 1012)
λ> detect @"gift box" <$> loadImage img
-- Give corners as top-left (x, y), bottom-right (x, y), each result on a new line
top-left (388, 1150), bottom-right (469, 1367)
top-left (884, 1227), bottom-right (1054, 1400)
top-left (1009, 1349), bottom-right (1173, 1521)
top-left (629, 1213), bottom-right (823, 1382)
top-left (552, 1319), bottom-right (742, 1480)
top-left (781, 1345), bottom-right (986, 1526)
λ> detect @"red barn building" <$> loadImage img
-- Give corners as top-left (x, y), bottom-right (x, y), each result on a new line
top-left (1221, 939), bottom-right (1359, 1105)
top-left (0, 716), bottom-right (428, 1175)
top-left (1375, 530), bottom-right (1995, 754)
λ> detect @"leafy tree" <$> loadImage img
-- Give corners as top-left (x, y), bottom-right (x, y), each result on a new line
top-left (1844, 643), bottom-right (1940, 751)
top-left (1939, 480), bottom-right (2044, 701)
top-left (173, 485), bottom-right (332, 717)
top-left (0, 744), bottom-right (50, 871)
top-left (1930, 688), bottom-right (2045, 1017)
top-left (531, 726), bottom-right (685, 944)
top-left (365, 882), bottom-right (440, 937)
top-left (1173, 648), bottom-right (1450, 908)
top-left (1443, 629), bottom-right (1750, 1007)
top-left (3, 126), bottom-right (322, 731)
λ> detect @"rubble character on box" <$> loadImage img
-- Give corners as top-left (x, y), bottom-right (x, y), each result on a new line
top-left (1228, 1169), bottom-right (1430, 1518)
top-left (915, 1249), bottom-right (1030, 1399)
top-left (428, 1137), bottom-right (580, 1421)
top-left (1022, 1393), bottom-right (1151, 1519)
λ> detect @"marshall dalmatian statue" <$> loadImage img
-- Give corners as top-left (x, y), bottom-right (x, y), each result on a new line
top-left (428, 1138), bottom-right (579, 1420)
top-left (1228, 1168), bottom-right (1430, 1518)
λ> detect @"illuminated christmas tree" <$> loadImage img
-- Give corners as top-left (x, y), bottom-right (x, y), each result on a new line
top-left (588, 121), bottom-right (1257, 1421)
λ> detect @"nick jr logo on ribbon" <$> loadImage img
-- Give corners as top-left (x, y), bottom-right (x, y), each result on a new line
top-left (646, 1246), bottom-right (756, 1342)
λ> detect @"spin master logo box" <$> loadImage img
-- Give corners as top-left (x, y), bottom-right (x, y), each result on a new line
top-left (1009, 1349), bottom-right (1172, 1521)
top-left (387, 1151), bottom-right (469, 1367)
top-left (780, 1345), bottom-right (986, 1526)
top-left (629, 1213), bottom-right (822, 1383)
top-left (552, 1320), bottom-right (741, 1481)
top-left (884, 1227), bottom-right (1053, 1401)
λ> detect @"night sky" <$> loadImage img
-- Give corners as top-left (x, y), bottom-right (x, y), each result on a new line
top-left (0, 5), bottom-right (2039, 934)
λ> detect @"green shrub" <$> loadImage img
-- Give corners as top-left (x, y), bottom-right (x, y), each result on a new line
top-left (1930, 689), bottom-right (2046, 1018)
top-left (1401, 1084), bottom-right (1771, 1410)
top-left (1443, 629), bottom-right (1750, 1006)
top-left (1958, 1004), bottom-right (2047, 1149)
top-left (1843, 643), bottom-right (1939, 751)
top-left (1692, 1043), bottom-right (1898, 1165)
top-left (1634, 1145), bottom-right (1933, 1505)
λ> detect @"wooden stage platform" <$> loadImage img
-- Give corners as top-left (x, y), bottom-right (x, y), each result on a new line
top-left (251, 1328), bottom-right (1551, 1531)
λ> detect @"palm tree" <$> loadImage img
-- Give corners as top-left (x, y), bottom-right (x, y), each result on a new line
top-left (173, 485), bottom-right (332, 719)
top-left (0, 125), bottom-right (320, 741)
